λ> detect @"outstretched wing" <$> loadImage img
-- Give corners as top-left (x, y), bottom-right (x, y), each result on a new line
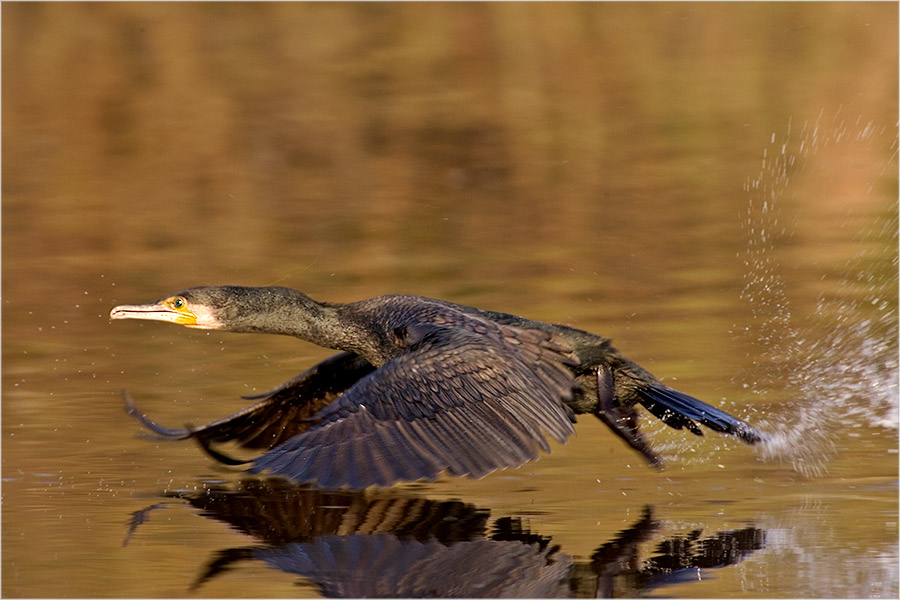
top-left (125, 352), bottom-right (376, 450)
top-left (250, 324), bottom-right (579, 489)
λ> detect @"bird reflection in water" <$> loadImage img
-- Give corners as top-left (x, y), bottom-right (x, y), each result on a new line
top-left (126, 478), bottom-right (766, 597)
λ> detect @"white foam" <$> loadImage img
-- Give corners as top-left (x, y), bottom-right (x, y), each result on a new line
top-left (735, 113), bottom-right (898, 476)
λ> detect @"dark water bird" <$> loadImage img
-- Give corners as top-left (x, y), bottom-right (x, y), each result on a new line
top-left (111, 286), bottom-right (764, 489)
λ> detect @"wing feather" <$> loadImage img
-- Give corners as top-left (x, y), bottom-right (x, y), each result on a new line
top-left (250, 324), bottom-right (578, 488)
top-left (124, 352), bottom-right (375, 451)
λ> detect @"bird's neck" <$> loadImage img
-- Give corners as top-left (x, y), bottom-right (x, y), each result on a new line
top-left (284, 302), bottom-right (382, 361)
top-left (228, 288), bottom-right (385, 363)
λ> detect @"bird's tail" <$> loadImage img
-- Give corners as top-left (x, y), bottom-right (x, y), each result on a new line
top-left (636, 383), bottom-right (765, 444)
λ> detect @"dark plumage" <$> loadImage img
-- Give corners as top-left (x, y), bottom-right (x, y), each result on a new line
top-left (111, 285), bottom-right (764, 489)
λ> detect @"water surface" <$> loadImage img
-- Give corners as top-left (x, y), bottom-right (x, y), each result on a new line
top-left (3, 3), bottom-right (897, 597)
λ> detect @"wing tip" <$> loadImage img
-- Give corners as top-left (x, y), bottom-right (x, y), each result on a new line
top-left (122, 389), bottom-right (192, 440)
top-left (194, 435), bottom-right (252, 466)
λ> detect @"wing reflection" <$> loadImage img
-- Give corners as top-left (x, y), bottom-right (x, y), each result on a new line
top-left (127, 479), bottom-right (765, 597)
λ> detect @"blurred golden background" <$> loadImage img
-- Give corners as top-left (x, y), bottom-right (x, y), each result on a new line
top-left (3, 3), bottom-right (897, 598)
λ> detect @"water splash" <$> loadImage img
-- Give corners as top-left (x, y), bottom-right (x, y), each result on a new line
top-left (736, 110), bottom-right (898, 476)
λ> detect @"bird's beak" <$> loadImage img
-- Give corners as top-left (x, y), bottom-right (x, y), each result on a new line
top-left (110, 302), bottom-right (198, 326)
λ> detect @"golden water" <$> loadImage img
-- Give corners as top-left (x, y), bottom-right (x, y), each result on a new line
top-left (3, 3), bottom-right (897, 597)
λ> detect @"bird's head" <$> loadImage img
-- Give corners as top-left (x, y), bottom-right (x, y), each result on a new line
top-left (109, 287), bottom-right (227, 329)
top-left (110, 286), bottom-right (328, 337)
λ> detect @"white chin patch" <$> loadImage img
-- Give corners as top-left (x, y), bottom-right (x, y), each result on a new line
top-left (188, 306), bottom-right (221, 329)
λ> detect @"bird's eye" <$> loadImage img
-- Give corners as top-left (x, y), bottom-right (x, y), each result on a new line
top-left (171, 297), bottom-right (186, 309)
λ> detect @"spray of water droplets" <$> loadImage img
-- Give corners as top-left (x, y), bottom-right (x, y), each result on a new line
top-left (736, 110), bottom-right (898, 477)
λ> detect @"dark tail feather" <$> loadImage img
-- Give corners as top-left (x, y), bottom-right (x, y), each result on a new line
top-left (637, 384), bottom-right (765, 444)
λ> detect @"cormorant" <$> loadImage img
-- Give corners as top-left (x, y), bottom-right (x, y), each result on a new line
top-left (111, 286), bottom-right (763, 489)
